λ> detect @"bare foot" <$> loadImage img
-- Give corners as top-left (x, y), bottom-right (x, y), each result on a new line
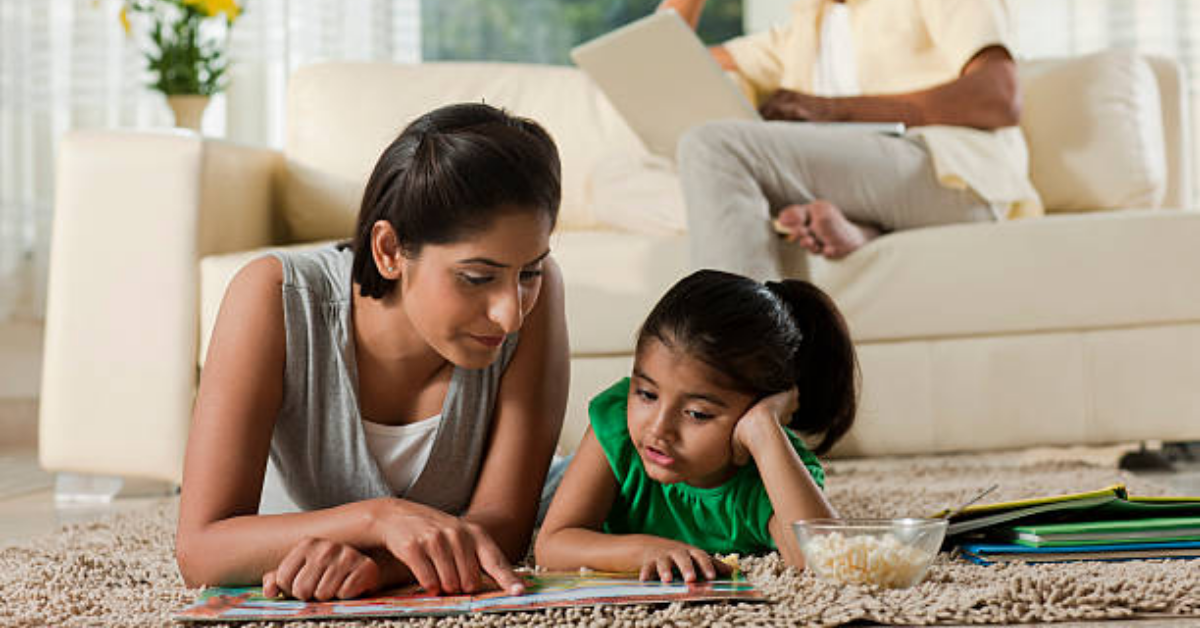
top-left (776, 200), bottom-right (879, 259)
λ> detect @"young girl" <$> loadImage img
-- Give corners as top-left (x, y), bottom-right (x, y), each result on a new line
top-left (177, 103), bottom-right (569, 601)
top-left (535, 270), bottom-right (856, 581)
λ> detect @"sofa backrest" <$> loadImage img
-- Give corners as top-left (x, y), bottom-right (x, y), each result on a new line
top-left (279, 53), bottom-right (1192, 244)
top-left (281, 62), bottom-right (645, 243)
top-left (1018, 51), bottom-right (1191, 212)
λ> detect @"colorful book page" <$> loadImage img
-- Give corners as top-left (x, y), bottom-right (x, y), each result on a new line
top-left (175, 572), bottom-right (766, 622)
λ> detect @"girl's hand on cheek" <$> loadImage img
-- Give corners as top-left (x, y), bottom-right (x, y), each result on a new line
top-left (263, 537), bottom-right (381, 601)
top-left (637, 538), bottom-right (731, 583)
top-left (732, 387), bottom-right (798, 465)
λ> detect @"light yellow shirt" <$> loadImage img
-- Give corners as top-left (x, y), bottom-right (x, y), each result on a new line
top-left (724, 0), bottom-right (1043, 219)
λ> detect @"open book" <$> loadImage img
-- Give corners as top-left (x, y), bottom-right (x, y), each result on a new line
top-left (175, 571), bottom-right (765, 623)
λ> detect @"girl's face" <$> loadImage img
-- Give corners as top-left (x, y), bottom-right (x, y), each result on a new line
top-left (626, 338), bottom-right (756, 488)
top-left (396, 208), bottom-right (552, 369)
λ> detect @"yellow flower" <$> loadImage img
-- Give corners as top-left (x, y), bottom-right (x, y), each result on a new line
top-left (183, 0), bottom-right (242, 23)
top-left (119, 4), bottom-right (131, 35)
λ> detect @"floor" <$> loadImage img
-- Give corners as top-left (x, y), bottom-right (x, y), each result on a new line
top-left (3, 321), bottom-right (1200, 627)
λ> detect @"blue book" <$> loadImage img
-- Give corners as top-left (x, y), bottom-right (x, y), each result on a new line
top-left (959, 540), bottom-right (1200, 565)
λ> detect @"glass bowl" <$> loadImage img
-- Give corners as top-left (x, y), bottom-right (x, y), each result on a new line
top-left (792, 518), bottom-right (947, 588)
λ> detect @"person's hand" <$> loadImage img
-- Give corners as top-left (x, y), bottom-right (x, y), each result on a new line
top-left (372, 498), bottom-right (525, 596)
top-left (263, 537), bottom-right (381, 601)
top-left (638, 537), bottom-right (732, 583)
top-left (732, 388), bottom-right (799, 466)
top-left (759, 89), bottom-right (839, 122)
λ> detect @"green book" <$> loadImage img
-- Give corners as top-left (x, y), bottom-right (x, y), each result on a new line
top-left (934, 485), bottom-right (1200, 539)
top-left (1007, 516), bottom-right (1200, 547)
top-left (932, 485), bottom-right (1128, 537)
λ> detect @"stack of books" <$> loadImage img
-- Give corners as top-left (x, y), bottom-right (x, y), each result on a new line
top-left (929, 484), bottom-right (1200, 565)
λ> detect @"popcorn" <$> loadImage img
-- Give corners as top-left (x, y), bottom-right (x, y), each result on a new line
top-left (803, 532), bottom-right (934, 588)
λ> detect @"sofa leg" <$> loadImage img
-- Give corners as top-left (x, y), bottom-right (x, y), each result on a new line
top-left (1117, 442), bottom-right (1176, 472)
top-left (53, 472), bottom-right (177, 503)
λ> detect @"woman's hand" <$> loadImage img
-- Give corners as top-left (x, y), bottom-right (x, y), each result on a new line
top-left (372, 498), bottom-right (525, 596)
top-left (263, 537), bottom-right (381, 601)
top-left (732, 388), bottom-right (798, 465)
top-left (638, 538), bottom-right (731, 583)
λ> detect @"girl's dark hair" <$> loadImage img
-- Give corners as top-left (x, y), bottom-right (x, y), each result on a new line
top-left (351, 102), bottom-right (561, 298)
top-left (636, 270), bottom-right (858, 454)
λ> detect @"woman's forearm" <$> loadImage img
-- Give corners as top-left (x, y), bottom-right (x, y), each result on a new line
top-left (176, 498), bottom-right (386, 588)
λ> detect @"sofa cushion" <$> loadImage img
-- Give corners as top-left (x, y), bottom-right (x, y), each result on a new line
top-left (551, 230), bottom-right (691, 354)
top-left (797, 210), bottom-right (1200, 343)
top-left (203, 211), bottom-right (1200, 360)
top-left (283, 62), bottom-right (645, 242)
top-left (589, 152), bottom-right (689, 235)
top-left (1020, 50), bottom-right (1166, 212)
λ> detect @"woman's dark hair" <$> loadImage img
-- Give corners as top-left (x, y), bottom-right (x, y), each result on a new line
top-left (636, 270), bottom-right (858, 454)
top-left (351, 102), bottom-right (561, 298)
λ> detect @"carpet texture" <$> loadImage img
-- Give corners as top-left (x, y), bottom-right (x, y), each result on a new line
top-left (2, 450), bottom-right (1198, 627)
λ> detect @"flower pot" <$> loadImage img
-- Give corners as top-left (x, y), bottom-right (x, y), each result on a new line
top-left (167, 95), bottom-right (210, 131)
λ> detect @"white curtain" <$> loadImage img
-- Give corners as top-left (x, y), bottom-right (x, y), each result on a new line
top-left (226, 0), bottom-right (421, 148)
top-left (1, 0), bottom-right (164, 323)
top-left (0, 0), bottom-right (420, 323)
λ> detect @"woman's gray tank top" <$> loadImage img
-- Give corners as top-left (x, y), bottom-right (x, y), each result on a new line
top-left (265, 246), bottom-right (519, 515)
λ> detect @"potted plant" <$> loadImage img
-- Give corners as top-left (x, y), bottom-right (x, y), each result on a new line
top-left (121, 0), bottom-right (243, 130)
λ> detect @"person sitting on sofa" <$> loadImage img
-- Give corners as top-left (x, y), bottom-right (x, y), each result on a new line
top-left (663, 0), bottom-right (1043, 276)
top-left (175, 103), bottom-right (569, 601)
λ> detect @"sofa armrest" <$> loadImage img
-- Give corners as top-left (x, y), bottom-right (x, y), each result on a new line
top-left (39, 130), bottom-right (282, 484)
top-left (198, 138), bottom-right (284, 257)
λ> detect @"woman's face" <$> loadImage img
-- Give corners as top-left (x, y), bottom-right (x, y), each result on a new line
top-left (396, 208), bottom-right (552, 369)
top-left (626, 338), bottom-right (756, 489)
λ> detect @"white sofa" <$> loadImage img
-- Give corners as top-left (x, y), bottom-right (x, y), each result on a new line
top-left (41, 51), bottom-right (1200, 484)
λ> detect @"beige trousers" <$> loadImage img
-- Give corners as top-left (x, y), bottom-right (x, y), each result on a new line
top-left (676, 120), bottom-right (995, 281)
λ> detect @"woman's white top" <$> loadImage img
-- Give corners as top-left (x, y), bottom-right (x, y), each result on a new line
top-left (812, 2), bottom-right (861, 97)
top-left (360, 415), bottom-right (443, 495)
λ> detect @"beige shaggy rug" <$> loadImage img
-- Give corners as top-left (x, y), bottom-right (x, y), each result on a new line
top-left (2, 450), bottom-right (1198, 627)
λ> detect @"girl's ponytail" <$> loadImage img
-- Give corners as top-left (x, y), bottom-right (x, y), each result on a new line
top-left (766, 280), bottom-right (858, 454)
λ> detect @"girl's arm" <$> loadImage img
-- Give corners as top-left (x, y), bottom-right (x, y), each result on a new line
top-left (534, 430), bottom-right (724, 582)
top-left (176, 258), bottom-right (520, 597)
top-left (457, 257), bottom-right (569, 561)
top-left (733, 389), bottom-right (839, 568)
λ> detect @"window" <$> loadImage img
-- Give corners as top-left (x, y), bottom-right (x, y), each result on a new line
top-left (422, 0), bottom-right (743, 65)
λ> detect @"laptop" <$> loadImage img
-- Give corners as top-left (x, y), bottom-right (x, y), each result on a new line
top-left (570, 11), bottom-right (904, 159)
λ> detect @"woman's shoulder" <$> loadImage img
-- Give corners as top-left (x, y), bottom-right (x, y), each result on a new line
top-left (226, 255), bottom-right (284, 308)
top-left (268, 244), bottom-right (353, 298)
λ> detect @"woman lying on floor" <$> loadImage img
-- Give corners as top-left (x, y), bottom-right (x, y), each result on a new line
top-left (175, 102), bottom-right (569, 601)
